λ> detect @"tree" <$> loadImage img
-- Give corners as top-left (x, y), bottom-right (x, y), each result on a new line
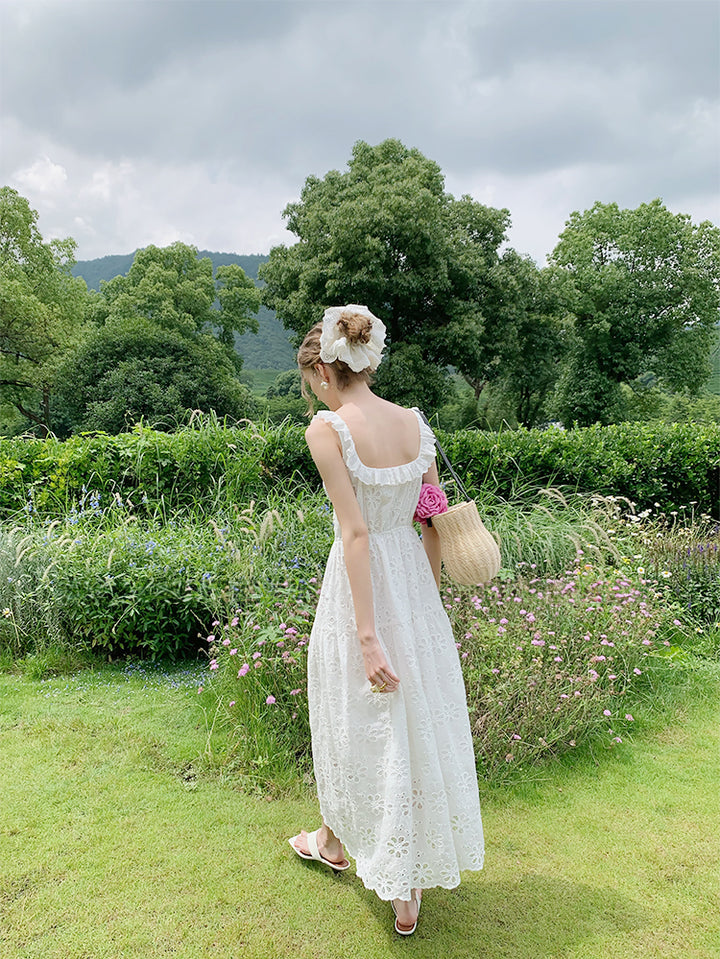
top-left (53, 317), bottom-right (256, 436)
top-left (489, 253), bottom-right (573, 427)
top-left (0, 187), bottom-right (89, 434)
top-left (262, 369), bottom-right (307, 424)
top-left (549, 199), bottom-right (720, 425)
top-left (92, 242), bottom-right (261, 364)
top-left (259, 139), bottom-right (511, 410)
top-left (55, 242), bottom-right (262, 435)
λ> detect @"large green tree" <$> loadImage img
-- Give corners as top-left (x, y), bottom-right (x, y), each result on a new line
top-left (259, 139), bottom-right (511, 409)
top-left (57, 243), bottom-right (261, 434)
top-left (92, 242), bottom-right (261, 360)
top-left (549, 199), bottom-right (720, 425)
top-left (489, 252), bottom-right (573, 427)
top-left (0, 187), bottom-right (89, 434)
top-left (53, 317), bottom-right (256, 436)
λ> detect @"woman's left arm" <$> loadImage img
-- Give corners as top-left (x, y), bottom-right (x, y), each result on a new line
top-left (305, 418), bottom-right (400, 692)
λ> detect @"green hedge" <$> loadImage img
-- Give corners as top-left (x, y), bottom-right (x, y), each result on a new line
top-left (0, 420), bottom-right (315, 518)
top-left (437, 422), bottom-right (720, 517)
top-left (1, 419), bottom-right (718, 518)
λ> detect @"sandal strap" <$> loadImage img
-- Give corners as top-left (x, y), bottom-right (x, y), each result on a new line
top-left (307, 829), bottom-right (321, 861)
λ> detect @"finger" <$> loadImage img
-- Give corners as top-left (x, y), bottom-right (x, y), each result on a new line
top-left (381, 667), bottom-right (400, 685)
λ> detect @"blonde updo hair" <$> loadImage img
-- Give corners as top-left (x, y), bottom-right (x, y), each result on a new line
top-left (297, 309), bottom-right (374, 413)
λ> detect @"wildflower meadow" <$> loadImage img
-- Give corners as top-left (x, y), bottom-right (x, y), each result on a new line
top-left (1, 419), bottom-right (718, 790)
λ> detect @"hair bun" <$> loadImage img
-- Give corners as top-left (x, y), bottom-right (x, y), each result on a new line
top-left (337, 309), bottom-right (372, 345)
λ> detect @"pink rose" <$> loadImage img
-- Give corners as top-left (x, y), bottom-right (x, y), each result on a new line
top-left (413, 484), bottom-right (449, 525)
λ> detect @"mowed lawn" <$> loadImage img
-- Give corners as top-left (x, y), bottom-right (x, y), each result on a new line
top-left (0, 664), bottom-right (718, 959)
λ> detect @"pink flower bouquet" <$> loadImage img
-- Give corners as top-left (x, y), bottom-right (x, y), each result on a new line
top-left (413, 483), bottom-right (449, 526)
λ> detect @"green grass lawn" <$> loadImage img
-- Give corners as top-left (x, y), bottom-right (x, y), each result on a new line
top-left (0, 662), bottom-right (718, 959)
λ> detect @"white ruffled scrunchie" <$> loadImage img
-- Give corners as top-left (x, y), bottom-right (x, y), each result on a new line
top-left (319, 305), bottom-right (386, 372)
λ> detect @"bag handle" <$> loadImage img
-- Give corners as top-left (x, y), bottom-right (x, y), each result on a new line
top-left (419, 410), bottom-right (472, 503)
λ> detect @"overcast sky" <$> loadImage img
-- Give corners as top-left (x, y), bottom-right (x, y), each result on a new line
top-left (1, 0), bottom-right (718, 266)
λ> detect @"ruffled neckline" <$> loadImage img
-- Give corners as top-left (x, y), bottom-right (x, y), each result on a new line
top-left (314, 407), bottom-right (436, 485)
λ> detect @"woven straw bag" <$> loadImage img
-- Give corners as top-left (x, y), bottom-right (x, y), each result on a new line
top-left (430, 501), bottom-right (501, 586)
top-left (420, 413), bottom-right (501, 586)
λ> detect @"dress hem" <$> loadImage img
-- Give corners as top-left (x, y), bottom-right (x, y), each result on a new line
top-left (322, 814), bottom-right (485, 902)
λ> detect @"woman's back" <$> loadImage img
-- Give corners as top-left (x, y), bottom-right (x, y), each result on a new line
top-left (333, 397), bottom-right (421, 470)
top-left (314, 406), bottom-right (435, 535)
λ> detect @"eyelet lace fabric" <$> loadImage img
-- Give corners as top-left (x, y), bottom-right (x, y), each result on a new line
top-left (308, 408), bottom-right (484, 901)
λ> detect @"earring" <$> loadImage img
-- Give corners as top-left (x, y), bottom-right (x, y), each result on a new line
top-left (320, 380), bottom-right (329, 391)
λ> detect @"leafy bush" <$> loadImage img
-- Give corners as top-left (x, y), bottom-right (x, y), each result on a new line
top-left (0, 417), bottom-right (268, 518)
top-left (202, 554), bottom-right (693, 786)
top-left (438, 421), bottom-right (720, 517)
top-left (606, 504), bottom-right (720, 651)
top-left (200, 584), bottom-right (317, 788)
top-left (453, 562), bottom-right (688, 776)
top-left (0, 490), bottom-right (332, 660)
top-left (2, 419), bottom-right (717, 521)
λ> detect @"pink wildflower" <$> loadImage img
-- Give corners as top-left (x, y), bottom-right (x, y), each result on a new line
top-left (266, 695), bottom-right (276, 705)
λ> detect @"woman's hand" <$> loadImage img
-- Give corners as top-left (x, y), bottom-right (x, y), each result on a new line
top-left (359, 634), bottom-right (400, 693)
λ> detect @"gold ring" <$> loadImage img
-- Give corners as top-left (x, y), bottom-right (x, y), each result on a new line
top-left (378, 681), bottom-right (387, 690)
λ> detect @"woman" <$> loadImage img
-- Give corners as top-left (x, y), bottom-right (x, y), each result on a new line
top-left (289, 305), bottom-right (484, 935)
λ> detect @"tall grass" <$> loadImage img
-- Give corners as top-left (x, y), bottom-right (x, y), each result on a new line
top-left (480, 486), bottom-right (620, 574)
top-left (2, 473), bottom-right (716, 789)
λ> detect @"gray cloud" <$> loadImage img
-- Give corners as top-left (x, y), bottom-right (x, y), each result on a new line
top-left (1, 0), bottom-right (717, 263)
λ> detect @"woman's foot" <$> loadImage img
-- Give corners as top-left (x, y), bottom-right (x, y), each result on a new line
top-left (290, 827), bottom-right (349, 869)
top-left (392, 889), bottom-right (422, 935)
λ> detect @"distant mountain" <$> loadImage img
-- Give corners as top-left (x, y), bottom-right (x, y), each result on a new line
top-left (72, 250), bottom-right (296, 372)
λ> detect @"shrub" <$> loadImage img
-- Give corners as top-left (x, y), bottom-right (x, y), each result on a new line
top-left (438, 421), bottom-right (720, 517)
top-left (202, 554), bottom-right (693, 787)
top-left (200, 583), bottom-right (318, 788)
top-left (609, 505), bottom-right (720, 651)
top-left (2, 420), bottom-right (718, 520)
top-left (452, 561), bottom-right (688, 776)
top-left (0, 417), bottom-right (267, 518)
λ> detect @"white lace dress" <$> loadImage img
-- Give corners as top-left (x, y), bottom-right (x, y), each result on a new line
top-left (307, 408), bottom-right (484, 901)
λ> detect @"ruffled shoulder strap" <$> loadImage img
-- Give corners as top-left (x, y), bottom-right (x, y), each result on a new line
top-left (412, 407), bottom-right (438, 473)
top-left (312, 408), bottom-right (436, 485)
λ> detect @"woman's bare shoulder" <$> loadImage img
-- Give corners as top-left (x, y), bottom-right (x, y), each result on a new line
top-left (305, 414), bottom-right (341, 451)
top-left (337, 396), bottom-right (414, 427)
